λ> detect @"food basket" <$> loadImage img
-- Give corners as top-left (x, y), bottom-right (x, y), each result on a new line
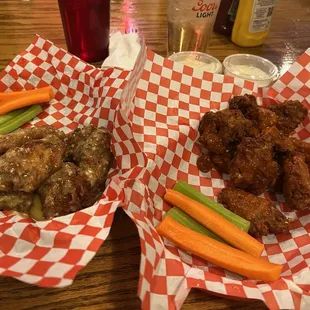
top-left (0, 35), bottom-right (310, 309)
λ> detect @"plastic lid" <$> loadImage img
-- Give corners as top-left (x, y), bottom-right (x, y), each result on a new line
top-left (169, 51), bottom-right (223, 74)
top-left (223, 54), bottom-right (279, 87)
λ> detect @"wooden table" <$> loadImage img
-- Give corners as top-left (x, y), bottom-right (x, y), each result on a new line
top-left (0, 1), bottom-right (309, 309)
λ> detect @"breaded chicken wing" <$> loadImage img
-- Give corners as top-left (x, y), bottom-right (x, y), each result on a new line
top-left (197, 154), bottom-right (214, 173)
top-left (229, 94), bottom-right (278, 132)
top-left (253, 107), bottom-right (279, 132)
top-left (209, 151), bottom-right (233, 174)
top-left (229, 94), bottom-right (258, 116)
top-left (268, 100), bottom-right (308, 135)
top-left (228, 136), bottom-right (279, 195)
top-left (218, 188), bottom-right (289, 237)
top-left (199, 109), bottom-right (257, 154)
top-left (283, 153), bottom-right (310, 210)
top-left (290, 138), bottom-right (310, 166)
top-left (262, 127), bottom-right (295, 153)
top-left (197, 151), bottom-right (234, 174)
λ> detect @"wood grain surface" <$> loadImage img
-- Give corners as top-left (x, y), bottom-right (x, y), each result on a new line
top-left (0, 0), bottom-right (309, 309)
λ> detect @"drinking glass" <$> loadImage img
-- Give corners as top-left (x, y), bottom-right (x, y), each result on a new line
top-left (58, 0), bottom-right (110, 62)
top-left (167, 0), bottom-right (222, 55)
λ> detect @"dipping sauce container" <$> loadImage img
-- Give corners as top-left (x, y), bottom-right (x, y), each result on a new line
top-left (169, 51), bottom-right (223, 74)
top-left (223, 54), bottom-right (279, 87)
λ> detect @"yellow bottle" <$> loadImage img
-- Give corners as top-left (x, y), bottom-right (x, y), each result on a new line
top-left (232, 0), bottom-right (278, 47)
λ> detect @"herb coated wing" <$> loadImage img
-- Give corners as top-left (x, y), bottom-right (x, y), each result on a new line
top-left (66, 125), bottom-right (114, 207)
top-left (39, 163), bottom-right (87, 219)
top-left (0, 139), bottom-right (65, 193)
top-left (0, 125), bottom-right (65, 155)
top-left (0, 192), bottom-right (33, 213)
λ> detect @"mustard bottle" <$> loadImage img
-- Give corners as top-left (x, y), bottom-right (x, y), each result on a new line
top-left (232, 0), bottom-right (278, 47)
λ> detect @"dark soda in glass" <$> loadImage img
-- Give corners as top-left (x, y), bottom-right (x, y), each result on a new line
top-left (58, 0), bottom-right (110, 62)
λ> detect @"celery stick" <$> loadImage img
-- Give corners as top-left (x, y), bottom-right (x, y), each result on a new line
top-left (167, 207), bottom-right (226, 244)
top-left (0, 105), bottom-right (43, 135)
top-left (173, 180), bottom-right (250, 232)
top-left (0, 107), bottom-right (28, 125)
top-left (29, 195), bottom-right (44, 221)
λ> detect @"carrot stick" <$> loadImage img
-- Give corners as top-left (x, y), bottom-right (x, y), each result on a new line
top-left (173, 180), bottom-right (250, 232)
top-left (157, 217), bottom-right (282, 282)
top-left (0, 86), bottom-right (54, 101)
top-left (0, 89), bottom-right (52, 115)
top-left (164, 189), bottom-right (264, 257)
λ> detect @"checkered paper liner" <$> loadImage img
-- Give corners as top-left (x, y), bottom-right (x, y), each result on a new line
top-left (0, 35), bottom-right (134, 287)
top-left (116, 48), bottom-right (310, 310)
top-left (0, 35), bottom-right (310, 310)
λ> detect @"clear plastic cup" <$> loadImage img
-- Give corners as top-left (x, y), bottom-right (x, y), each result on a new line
top-left (169, 51), bottom-right (223, 74)
top-left (223, 54), bottom-right (279, 87)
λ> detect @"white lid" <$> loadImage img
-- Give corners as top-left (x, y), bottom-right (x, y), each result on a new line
top-left (223, 54), bottom-right (279, 87)
top-left (169, 51), bottom-right (223, 74)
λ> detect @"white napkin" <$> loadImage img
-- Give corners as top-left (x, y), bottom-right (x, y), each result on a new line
top-left (101, 31), bottom-right (141, 70)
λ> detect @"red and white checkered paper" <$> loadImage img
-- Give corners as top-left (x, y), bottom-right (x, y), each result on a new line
top-left (0, 35), bottom-right (133, 287)
top-left (115, 47), bottom-right (310, 310)
top-left (1, 35), bottom-right (310, 310)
